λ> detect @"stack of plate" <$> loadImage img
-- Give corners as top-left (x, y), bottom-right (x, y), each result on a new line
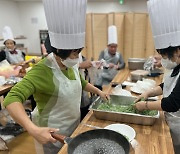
top-left (130, 79), bottom-right (156, 94)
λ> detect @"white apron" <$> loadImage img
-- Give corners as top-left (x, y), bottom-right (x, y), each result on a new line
top-left (163, 69), bottom-right (180, 153)
top-left (5, 49), bottom-right (24, 64)
top-left (95, 50), bottom-right (119, 86)
top-left (32, 53), bottom-right (82, 154)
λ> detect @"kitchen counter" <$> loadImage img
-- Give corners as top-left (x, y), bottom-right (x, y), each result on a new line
top-left (0, 84), bottom-right (13, 96)
top-left (59, 68), bottom-right (174, 154)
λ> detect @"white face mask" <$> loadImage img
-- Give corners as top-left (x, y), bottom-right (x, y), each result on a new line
top-left (61, 58), bottom-right (79, 68)
top-left (161, 58), bottom-right (177, 70)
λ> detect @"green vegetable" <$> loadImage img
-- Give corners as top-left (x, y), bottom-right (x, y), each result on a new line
top-left (97, 103), bottom-right (157, 116)
top-left (140, 97), bottom-right (145, 101)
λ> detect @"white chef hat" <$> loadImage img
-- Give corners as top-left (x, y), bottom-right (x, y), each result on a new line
top-left (147, 0), bottom-right (180, 49)
top-left (2, 26), bottom-right (15, 43)
top-left (42, 0), bottom-right (87, 49)
top-left (108, 25), bottom-right (118, 45)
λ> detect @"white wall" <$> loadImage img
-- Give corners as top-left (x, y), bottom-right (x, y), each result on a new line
top-left (0, 0), bottom-right (148, 55)
top-left (0, 0), bottom-right (24, 47)
top-left (0, 0), bottom-right (22, 37)
top-left (17, 2), bottom-right (47, 55)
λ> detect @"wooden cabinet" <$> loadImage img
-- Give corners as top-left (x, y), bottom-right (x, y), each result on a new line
top-left (85, 13), bottom-right (156, 62)
top-left (38, 13), bottom-right (155, 61)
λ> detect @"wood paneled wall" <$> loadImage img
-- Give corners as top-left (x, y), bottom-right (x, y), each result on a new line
top-left (84, 12), bottom-right (156, 63)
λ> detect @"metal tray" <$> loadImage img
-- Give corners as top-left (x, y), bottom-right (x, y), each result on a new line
top-left (89, 95), bottom-right (160, 126)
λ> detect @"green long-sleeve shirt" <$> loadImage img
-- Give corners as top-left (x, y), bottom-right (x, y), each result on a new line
top-left (4, 58), bottom-right (88, 113)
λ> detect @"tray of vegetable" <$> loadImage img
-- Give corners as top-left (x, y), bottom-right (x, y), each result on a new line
top-left (89, 95), bottom-right (159, 125)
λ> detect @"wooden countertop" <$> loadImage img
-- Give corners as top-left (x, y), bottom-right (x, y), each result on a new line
top-left (0, 84), bottom-right (13, 96)
top-left (59, 68), bottom-right (174, 154)
top-left (0, 132), bottom-right (36, 154)
top-left (0, 73), bottom-right (27, 96)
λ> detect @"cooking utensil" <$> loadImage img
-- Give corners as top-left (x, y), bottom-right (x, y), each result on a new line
top-left (51, 129), bottom-right (130, 154)
top-left (128, 58), bottom-right (146, 70)
top-left (89, 95), bottom-right (159, 125)
top-left (82, 123), bottom-right (102, 129)
top-left (83, 123), bottom-right (136, 142)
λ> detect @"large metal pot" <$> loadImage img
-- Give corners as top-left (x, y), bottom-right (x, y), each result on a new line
top-left (128, 58), bottom-right (146, 70)
top-left (52, 129), bottom-right (130, 154)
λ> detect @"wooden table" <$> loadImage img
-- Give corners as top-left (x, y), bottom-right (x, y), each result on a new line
top-left (0, 72), bottom-right (27, 96)
top-left (0, 84), bottom-right (13, 96)
top-left (0, 63), bottom-right (29, 96)
top-left (0, 132), bottom-right (36, 154)
top-left (59, 68), bottom-right (174, 154)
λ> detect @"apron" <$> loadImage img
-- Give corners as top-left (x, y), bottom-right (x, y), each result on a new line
top-left (95, 49), bottom-right (119, 86)
top-left (78, 53), bottom-right (90, 108)
top-left (5, 49), bottom-right (24, 64)
top-left (163, 69), bottom-right (180, 153)
top-left (32, 53), bottom-right (82, 154)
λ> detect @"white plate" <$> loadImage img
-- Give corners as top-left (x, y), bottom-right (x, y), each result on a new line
top-left (104, 124), bottom-right (136, 142)
top-left (122, 81), bottom-right (136, 87)
top-left (130, 86), bottom-right (143, 94)
top-left (142, 78), bottom-right (156, 86)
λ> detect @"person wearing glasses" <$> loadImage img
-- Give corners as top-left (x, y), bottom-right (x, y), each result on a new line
top-left (95, 25), bottom-right (125, 89)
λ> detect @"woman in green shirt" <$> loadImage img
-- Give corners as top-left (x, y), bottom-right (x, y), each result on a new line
top-left (4, 0), bottom-right (109, 153)
top-left (4, 47), bottom-right (108, 153)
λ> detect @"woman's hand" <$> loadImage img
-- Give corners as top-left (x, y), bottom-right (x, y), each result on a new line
top-left (98, 91), bottom-right (109, 101)
top-left (79, 60), bottom-right (92, 69)
top-left (134, 92), bottom-right (150, 111)
top-left (134, 101), bottom-right (147, 111)
top-left (134, 92), bottom-right (149, 103)
top-left (29, 126), bottom-right (59, 144)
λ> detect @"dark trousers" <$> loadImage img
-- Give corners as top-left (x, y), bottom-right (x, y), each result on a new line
top-left (80, 104), bottom-right (91, 121)
top-left (29, 95), bottom-right (36, 111)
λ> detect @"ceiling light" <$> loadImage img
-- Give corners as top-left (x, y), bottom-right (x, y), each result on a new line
top-left (119, 0), bottom-right (124, 5)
